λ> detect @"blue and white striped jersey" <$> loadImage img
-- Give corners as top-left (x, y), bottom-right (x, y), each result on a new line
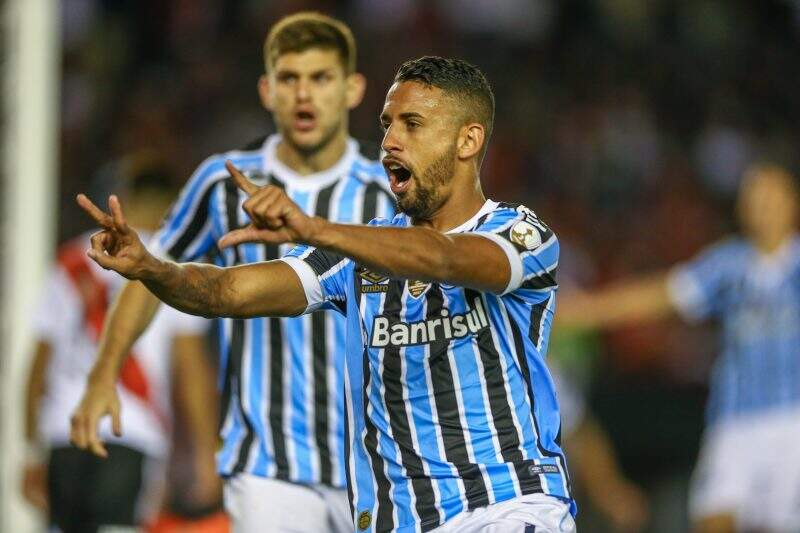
top-left (150, 134), bottom-right (395, 486)
top-left (283, 200), bottom-right (574, 532)
top-left (668, 235), bottom-right (800, 424)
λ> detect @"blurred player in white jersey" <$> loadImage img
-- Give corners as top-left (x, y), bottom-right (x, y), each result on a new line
top-left (557, 163), bottom-right (800, 532)
top-left (21, 160), bottom-right (220, 533)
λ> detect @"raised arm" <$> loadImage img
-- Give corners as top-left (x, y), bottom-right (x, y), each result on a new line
top-left (75, 194), bottom-right (308, 319)
top-left (554, 273), bottom-right (676, 330)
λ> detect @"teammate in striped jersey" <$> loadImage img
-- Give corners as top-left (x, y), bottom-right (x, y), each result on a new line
top-left (69, 13), bottom-right (394, 533)
top-left (556, 164), bottom-right (800, 532)
top-left (76, 56), bottom-right (576, 533)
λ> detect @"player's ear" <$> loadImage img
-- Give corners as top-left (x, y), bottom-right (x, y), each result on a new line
top-left (258, 74), bottom-right (273, 111)
top-left (346, 72), bottom-right (366, 110)
top-left (457, 123), bottom-right (485, 161)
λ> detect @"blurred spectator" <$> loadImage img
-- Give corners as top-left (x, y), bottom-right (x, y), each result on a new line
top-left (22, 159), bottom-right (221, 532)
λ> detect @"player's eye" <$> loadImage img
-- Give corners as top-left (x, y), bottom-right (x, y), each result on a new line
top-left (279, 76), bottom-right (296, 85)
top-left (313, 72), bottom-right (332, 83)
top-left (407, 121), bottom-right (421, 130)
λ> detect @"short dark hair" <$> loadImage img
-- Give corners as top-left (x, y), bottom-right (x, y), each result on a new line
top-left (265, 12), bottom-right (356, 74)
top-left (394, 56), bottom-right (495, 156)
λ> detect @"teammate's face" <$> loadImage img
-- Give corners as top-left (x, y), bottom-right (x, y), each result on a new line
top-left (260, 48), bottom-right (361, 154)
top-left (738, 168), bottom-right (799, 245)
top-left (380, 81), bottom-right (460, 220)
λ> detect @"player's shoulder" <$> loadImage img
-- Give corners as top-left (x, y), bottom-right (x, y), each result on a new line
top-left (186, 135), bottom-right (270, 189)
top-left (474, 201), bottom-right (553, 233)
top-left (696, 235), bottom-right (749, 263)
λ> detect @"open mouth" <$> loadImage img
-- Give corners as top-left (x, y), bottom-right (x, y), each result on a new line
top-left (384, 158), bottom-right (412, 194)
top-left (293, 109), bottom-right (316, 132)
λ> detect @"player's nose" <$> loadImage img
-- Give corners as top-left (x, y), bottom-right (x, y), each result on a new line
top-left (295, 78), bottom-right (311, 101)
top-left (381, 125), bottom-right (402, 153)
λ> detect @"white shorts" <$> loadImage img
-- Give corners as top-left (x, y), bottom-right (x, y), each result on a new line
top-left (689, 406), bottom-right (800, 531)
top-left (433, 494), bottom-right (576, 533)
top-left (223, 474), bottom-right (351, 533)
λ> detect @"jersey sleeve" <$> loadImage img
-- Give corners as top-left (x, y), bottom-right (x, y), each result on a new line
top-left (666, 240), bottom-right (735, 322)
top-left (472, 204), bottom-right (559, 295)
top-left (148, 157), bottom-right (226, 262)
top-left (280, 245), bottom-right (351, 315)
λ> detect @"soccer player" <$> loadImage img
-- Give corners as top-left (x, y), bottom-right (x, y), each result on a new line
top-left (556, 164), bottom-right (800, 533)
top-left (22, 163), bottom-right (219, 533)
top-left (69, 12), bottom-right (394, 533)
top-left (76, 56), bottom-right (576, 533)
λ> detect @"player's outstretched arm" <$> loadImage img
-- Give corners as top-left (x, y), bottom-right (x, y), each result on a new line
top-left (554, 274), bottom-right (676, 329)
top-left (75, 193), bottom-right (309, 319)
top-left (218, 162), bottom-right (516, 294)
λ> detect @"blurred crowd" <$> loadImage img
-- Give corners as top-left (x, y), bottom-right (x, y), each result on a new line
top-left (54, 1), bottom-right (800, 531)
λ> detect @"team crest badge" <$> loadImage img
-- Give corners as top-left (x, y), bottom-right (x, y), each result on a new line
top-left (510, 221), bottom-right (542, 250)
top-left (357, 510), bottom-right (371, 530)
top-left (407, 279), bottom-right (430, 298)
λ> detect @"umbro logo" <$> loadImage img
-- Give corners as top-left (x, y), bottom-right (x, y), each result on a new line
top-left (358, 267), bottom-right (389, 293)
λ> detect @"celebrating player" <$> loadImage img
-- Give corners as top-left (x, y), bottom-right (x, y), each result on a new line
top-left (76, 56), bottom-right (576, 533)
top-left (69, 12), bottom-right (394, 533)
top-left (556, 164), bottom-right (800, 533)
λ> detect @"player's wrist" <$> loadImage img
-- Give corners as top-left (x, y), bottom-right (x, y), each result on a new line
top-left (306, 217), bottom-right (336, 248)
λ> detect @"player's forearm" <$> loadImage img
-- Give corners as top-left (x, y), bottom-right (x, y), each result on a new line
top-left (172, 337), bottom-right (219, 467)
top-left (311, 220), bottom-right (458, 283)
top-left (89, 281), bottom-right (160, 384)
top-left (139, 258), bottom-right (242, 318)
top-left (138, 255), bottom-right (306, 318)
top-left (24, 342), bottom-right (51, 444)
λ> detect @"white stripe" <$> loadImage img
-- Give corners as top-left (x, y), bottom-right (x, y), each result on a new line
top-left (281, 317), bottom-right (296, 480)
top-left (325, 312), bottom-right (342, 485)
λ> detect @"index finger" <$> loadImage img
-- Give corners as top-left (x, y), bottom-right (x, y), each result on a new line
top-left (76, 194), bottom-right (113, 228)
top-left (225, 160), bottom-right (259, 197)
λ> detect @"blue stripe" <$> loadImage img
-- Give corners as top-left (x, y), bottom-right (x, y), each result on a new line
top-left (336, 176), bottom-right (363, 223)
top-left (160, 155), bottom-right (261, 248)
top-left (244, 242), bottom-right (271, 476)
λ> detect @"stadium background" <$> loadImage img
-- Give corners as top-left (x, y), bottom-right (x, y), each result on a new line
top-left (3, 0), bottom-right (800, 531)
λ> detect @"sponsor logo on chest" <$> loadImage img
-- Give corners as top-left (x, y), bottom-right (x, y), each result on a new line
top-left (369, 297), bottom-right (490, 348)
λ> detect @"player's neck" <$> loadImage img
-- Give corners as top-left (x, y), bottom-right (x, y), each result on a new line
top-left (416, 177), bottom-right (487, 233)
top-left (754, 231), bottom-right (795, 256)
top-left (275, 130), bottom-right (348, 176)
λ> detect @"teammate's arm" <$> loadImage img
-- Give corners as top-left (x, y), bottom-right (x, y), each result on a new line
top-left (554, 274), bottom-right (676, 329)
top-left (21, 340), bottom-right (51, 512)
top-left (171, 333), bottom-right (221, 506)
top-left (70, 281), bottom-right (159, 457)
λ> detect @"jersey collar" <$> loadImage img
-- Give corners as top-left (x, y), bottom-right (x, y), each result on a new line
top-left (261, 134), bottom-right (358, 190)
